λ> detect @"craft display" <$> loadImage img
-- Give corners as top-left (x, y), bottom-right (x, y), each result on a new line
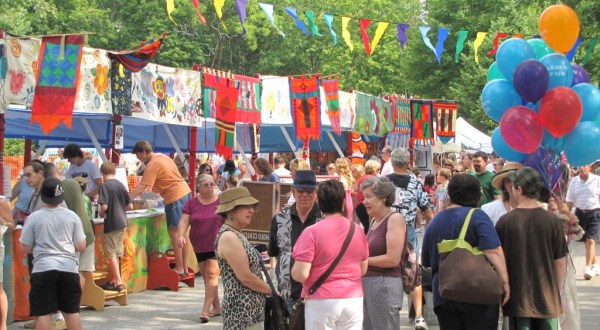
top-left (2, 37), bottom-right (39, 110)
top-left (260, 75), bottom-right (292, 125)
top-left (410, 99), bottom-right (435, 147)
top-left (214, 77), bottom-right (239, 160)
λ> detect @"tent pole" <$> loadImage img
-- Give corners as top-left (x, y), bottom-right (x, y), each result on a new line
top-left (189, 126), bottom-right (197, 195)
top-left (326, 130), bottom-right (345, 158)
top-left (236, 137), bottom-right (255, 177)
top-left (81, 118), bottom-right (109, 163)
top-left (32, 140), bottom-right (48, 160)
top-left (24, 139), bottom-right (32, 164)
top-left (162, 123), bottom-right (185, 162)
top-left (111, 115), bottom-right (122, 165)
top-left (279, 126), bottom-right (297, 154)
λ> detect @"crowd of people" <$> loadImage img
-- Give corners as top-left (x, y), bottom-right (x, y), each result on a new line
top-left (1, 140), bottom-right (597, 330)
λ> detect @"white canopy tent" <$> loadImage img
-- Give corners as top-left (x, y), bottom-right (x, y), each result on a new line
top-left (455, 117), bottom-right (493, 153)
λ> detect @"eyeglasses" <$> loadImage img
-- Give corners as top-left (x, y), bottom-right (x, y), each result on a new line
top-left (199, 182), bottom-right (215, 188)
top-left (296, 188), bottom-right (315, 194)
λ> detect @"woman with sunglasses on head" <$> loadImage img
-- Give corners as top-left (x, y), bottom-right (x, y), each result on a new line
top-left (176, 174), bottom-right (223, 323)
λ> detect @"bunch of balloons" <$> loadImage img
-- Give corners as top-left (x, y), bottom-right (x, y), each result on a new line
top-left (482, 5), bottom-right (600, 167)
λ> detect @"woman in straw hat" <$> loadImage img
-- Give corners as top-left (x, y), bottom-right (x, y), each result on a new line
top-left (481, 163), bottom-right (523, 225)
top-left (215, 187), bottom-right (271, 329)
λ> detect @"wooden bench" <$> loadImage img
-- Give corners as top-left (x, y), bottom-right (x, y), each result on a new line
top-left (80, 271), bottom-right (127, 311)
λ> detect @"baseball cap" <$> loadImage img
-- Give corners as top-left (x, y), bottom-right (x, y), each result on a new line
top-left (508, 167), bottom-right (543, 196)
top-left (41, 177), bottom-right (65, 205)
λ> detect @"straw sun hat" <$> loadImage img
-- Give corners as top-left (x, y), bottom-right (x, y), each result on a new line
top-left (491, 162), bottom-right (524, 190)
top-left (216, 186), bottom-right (259, 215)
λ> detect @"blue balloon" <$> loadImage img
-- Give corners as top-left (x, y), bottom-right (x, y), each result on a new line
top-left (513, 59), bottom-right (549, 103)
top-left (541, 129), bottom-right (565, 153)
top-left (491, 127), bottom-right (527, 162)
top-left (572, 83), bottom-right (600, 122)
top-left (540, 54), bottom-right (574, 90)
top-left (496, 38), bottom-right (536, 82)
top-left (571, 63), bottom-right (591, 86)
top-left (564, 121), bottom-right (600, 167)
top-left (481, 79), bottom-right (522, 122)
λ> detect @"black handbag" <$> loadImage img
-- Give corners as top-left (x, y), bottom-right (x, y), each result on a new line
top-left (260, 261), bottom-right (289, 330)
top-left (289, 222), bottom-right (356, 330)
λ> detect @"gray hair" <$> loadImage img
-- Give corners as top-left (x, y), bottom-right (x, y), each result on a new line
top-left (382, 145), bottom-right (393, 154)
top-left (196, 174), bottom-right (215, 187)
top-left (360, 176), bottom-right (396, 207)
top-left (390, 148), bottom-right (410, 168)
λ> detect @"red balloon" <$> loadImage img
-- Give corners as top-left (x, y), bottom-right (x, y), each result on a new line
top-left (500, 106), bottom-right (544, 153)
top-left (539, 87), bottom-right (582, 138)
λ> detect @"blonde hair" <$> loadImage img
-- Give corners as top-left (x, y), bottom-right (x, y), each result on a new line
top-left (351, 164), bottom-right (365, 178)
top-left (438, 168), bottom-right (452, 180)
top-left (326, 163), bottom-right (337, 174)
top-left (364, 159), bottom-right (381, 175)
top-left (335, 157), bottom-right (353, 187)
top-left (290, 158), bottom-right (310, 178)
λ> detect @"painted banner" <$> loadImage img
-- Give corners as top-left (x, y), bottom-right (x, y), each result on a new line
top-left (235, 74), bottom-right (261, 124)
top-left (289, 75), bottom-right (321, 141)
top-left (339, 90), bottom-right (355, 129)
top-left (387, 97), bottom-right (412, 149)
top-left (215, 77), bottom-right (239, 159)
top-left (3, 37), bottom-right (40, 110)
top-left (433, 101), bottom-right (458, 144)
top-left (74, 47), bottom-right (112, 114)
top-left (410, 99), bottom-right (435, 147)
top-left (354, 92), bottom-right (390, 136)
top-left (130, 64), bottom-right (203, 126)
top-left (260, 75), bottom-right (292, 125)
top-left (111, 57), bottom-right (133, 116)
top-left (322, 75), bottom-right (340, 134)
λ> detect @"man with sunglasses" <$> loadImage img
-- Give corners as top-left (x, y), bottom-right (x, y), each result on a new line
top-left (268, 170), bottom-right (322, 310)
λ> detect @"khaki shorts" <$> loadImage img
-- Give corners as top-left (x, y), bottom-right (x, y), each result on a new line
top-left (103, 229), bottom-right (125, 258)
top-left (78, 242), bottom-right (96, 272)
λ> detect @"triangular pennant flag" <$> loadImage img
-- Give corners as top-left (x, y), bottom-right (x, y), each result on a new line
top-left (397, 24), bottom-right (410, 50)
top-left (455, 30), bottom-right (468, 63)
top-left (166, 0), bottom-right (176, 24)
top-left (370, 22), bottom-right (389, 55)
top-left (235, 0), bottom-right (248, 36)
top-left (305, 10), bottom-right (323, 37)
top-left (285, 7), bottom-right (311, 36)
top-left (473, 32), bottom-right (487, 64)
top-left (258, 3), bottom-right (285, 38)
top-left (342, 17), bottom-right (353, 51)
top-left (360, 19), bottom-right (372, 55)
top-left (214, 0), bottom-right (227, 30)
top-left (487, 32), bottom-right (508, 56)
top-left (418, 27), bottom-right (437, 60)
top-left (566, 38), bottom-right (582, 62)
top-left (434, 28), bottom-right (448, 64)
top-left (323, 13), bottom-right (337, 46)
top-left (191, 0), bottom-right (207, 26)
top-left (583, 38), bottom-right (598, 65)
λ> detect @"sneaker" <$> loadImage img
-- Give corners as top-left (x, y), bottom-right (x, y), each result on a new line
top-left (52, 319), bottom-right (67, 330)
top-left (414, 317), bottom-right (428, 330)
top-left (23, 320), bottom-right (36, 329)
top-left (584, 266), bottom-right (596, 280)
top-left (592, 264), bottom-right (600, 276)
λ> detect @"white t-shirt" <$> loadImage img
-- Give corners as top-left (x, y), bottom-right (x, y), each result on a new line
top-left (481, 199), bottom-right (509, 225)
top-left (20, 207), bottom-right (86, 274)
top-left (274, 167), bottom-right (291, 177)
top-left (380, 160), bottom-right (393, 176)
top-left (566, 174), bottom-right (600, 210)
top-left (65, 160), bottom-right (102, 195)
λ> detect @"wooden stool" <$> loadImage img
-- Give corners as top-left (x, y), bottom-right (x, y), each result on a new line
top-left (147, 250), bottom-right (195, 291)
top-left (80, 271), bottom-right (127, 311)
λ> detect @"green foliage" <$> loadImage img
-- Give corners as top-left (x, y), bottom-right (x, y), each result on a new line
top-left (4, 138), bottom-right (24, 156)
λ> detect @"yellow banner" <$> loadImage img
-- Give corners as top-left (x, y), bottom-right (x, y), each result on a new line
top-left (342, 17), bottom-right (354, 51)
top-left (473, 32), bottom-right (487, 64)
top-left (370, 22), bottom-right (389, 55)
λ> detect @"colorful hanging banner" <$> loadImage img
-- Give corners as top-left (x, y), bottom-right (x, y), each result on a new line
top-left (339, 90), bottom-right (356, 129)
top-left (322, 74), bottom-right (340, 134)
top-left (397, 24), bottom-right (410, 50)
top-left (166, 0), bottom-right (176, 24)
top-left (110, 57), bottom-right (132, 116)
top-left (418, 27), bottom-right (437, 62)
top-left (215, 77), bottom-right (239, 159)
top-left (235, 74), bottom-right (261, 124)
top-left (487, 32), bottom-right (508, 56)
top-left (202, 67), bottom-right (233, 119)
top-left (305, 10), bottom-right (323, 37)
top-left (371, 22), bottom-right (389, 55)
top-left (285, 7), bottom-right (311, 36)
top-left (388, 97), bottom-right (412, 149)
top-left (354, 92), bottom-right (377, 135)
top-left (258, 3), bottom-right (285, 38)
top-left (191, 0), bottom-right (207, 26)
top-left (410, 99), bottom-right (434, 147)
top-left (473, 32), bottom-right (487, 64)
top-left (433, 101), bottom-right (458, 144)
top-left (583, 38), bottom-right (598, 65)
top-left (3, 36), bottom-right (39, 109)
top-left (31, 35), bottom-right (85, 134)
top-left (108, 34), bottom-right (166, 72)
top-left (74, 47), bottom-right (112, 114)
top-left (261, 75), bottom-right (292, 124)
top-left (323, 14), bottom-right (337, 46)
top-left (455, 30), bottom-right (468, 63)
top-left (235, 0), bottom-right (249, 36)
top-left (359, 19), bottom-right (372, 55)
top-left (435, 28), bottom-right (448, 64)
top-left (342, 17), bottom-right (354, 51)
top-left (289, 75), bottom-right (321, 141)
top-left (214, 0), bottom-right (227, 30)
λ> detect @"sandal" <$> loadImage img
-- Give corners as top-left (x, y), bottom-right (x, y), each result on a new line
top-left (199, 315), bottom-right (210, 323)
top-left (115, 284), bottom-right (125, 292)
top-left (209, 311), bottom-right (221, 317)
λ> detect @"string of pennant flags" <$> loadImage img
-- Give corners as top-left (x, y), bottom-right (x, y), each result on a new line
top-left (166, 0), bottom-right (599, 66)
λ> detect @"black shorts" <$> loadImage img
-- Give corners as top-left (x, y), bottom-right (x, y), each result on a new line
top-left (582, 210), bottom-right (600, 242)
top-left (195, 251), bottom-right (216, 263)
top-left (29, 270), bottom-right (81, 316)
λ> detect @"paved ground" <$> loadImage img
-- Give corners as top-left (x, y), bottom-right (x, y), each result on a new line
top-left (9, 236), bottom-right (600, 329)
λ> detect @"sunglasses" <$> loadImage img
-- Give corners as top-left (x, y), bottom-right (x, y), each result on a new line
top-left (296, 188), bottom-right (315, 194)
top-left (452, 170), bottom-right (463, 173)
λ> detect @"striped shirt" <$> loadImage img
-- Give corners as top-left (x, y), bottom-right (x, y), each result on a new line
top-left (566, 174), bottom-right (600, 210)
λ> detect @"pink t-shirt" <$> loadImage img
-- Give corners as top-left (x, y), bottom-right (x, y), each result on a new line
top-left (182, 197), bottom-right (224, 253)
top-left (292, 215), bottom-right (369, 299)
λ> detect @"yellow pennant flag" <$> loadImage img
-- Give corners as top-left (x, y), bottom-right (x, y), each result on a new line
top-left (473, 32), bottom-right (487, 64)
top-left (214, 0), bottom-right (227, 30)
top-left (370, 22), bottom-right (389, 55)
top-left (342, 17), bottom-right (354, 51)
top-left (166, 0), bottom-right (176, 24)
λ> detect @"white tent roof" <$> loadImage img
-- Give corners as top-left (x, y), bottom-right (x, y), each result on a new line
top-left (454, 117), bottom-right (493, 153)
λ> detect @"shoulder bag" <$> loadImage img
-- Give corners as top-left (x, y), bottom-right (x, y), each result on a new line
top-left (260, 261), bottom-right (289, 330)
top-left (289, 222), bottom-right (356, 330)
top-left (401, 216), bottom-right (422, 293)
top-left (437, 208), bottom-right (503, 305)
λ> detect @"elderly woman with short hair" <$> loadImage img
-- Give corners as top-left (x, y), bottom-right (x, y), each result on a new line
top-left (360, 176), bottom-right (407, 329)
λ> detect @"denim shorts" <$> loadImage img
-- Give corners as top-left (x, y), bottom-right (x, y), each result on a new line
top-left (165, 193), bottom-right (191, 228)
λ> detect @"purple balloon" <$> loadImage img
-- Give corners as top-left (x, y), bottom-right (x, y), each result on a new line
top-left (513, 59), bottom-right (549, 103)
top-left (572, 63), bottom-right (591, 86)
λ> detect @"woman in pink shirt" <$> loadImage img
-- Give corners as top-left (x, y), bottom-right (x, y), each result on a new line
top-left (291, 180), bottom-right (369, 329)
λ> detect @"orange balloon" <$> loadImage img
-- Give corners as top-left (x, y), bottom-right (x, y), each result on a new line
top-left (538, 5), bottom-right (580, 53)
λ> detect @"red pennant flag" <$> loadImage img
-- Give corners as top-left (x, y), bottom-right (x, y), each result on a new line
top-left (31, 35), bottom-right (85, 135)
top-left (487, 32), bottom-right (508, 56)
top-left (360, 19), bottom-right (372, 55)
top-left (191, 0), bottom-right (207, 26)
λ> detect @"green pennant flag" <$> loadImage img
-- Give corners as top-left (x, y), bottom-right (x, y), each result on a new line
top-left (582, 38), bottom-right (598, 66)
top-left (455, 30), bottom-right (468, 63)
top-left (305, 10), bottom-right (324, 37)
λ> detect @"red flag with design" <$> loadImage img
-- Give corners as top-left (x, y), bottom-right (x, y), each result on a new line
top-left (215, 78), bottom-right (239, 159)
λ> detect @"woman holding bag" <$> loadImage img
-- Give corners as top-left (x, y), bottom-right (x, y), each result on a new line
top-left (291, 180), bottom-right (369, 330)
top-left (421, 174), bottom-right (510, 330)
